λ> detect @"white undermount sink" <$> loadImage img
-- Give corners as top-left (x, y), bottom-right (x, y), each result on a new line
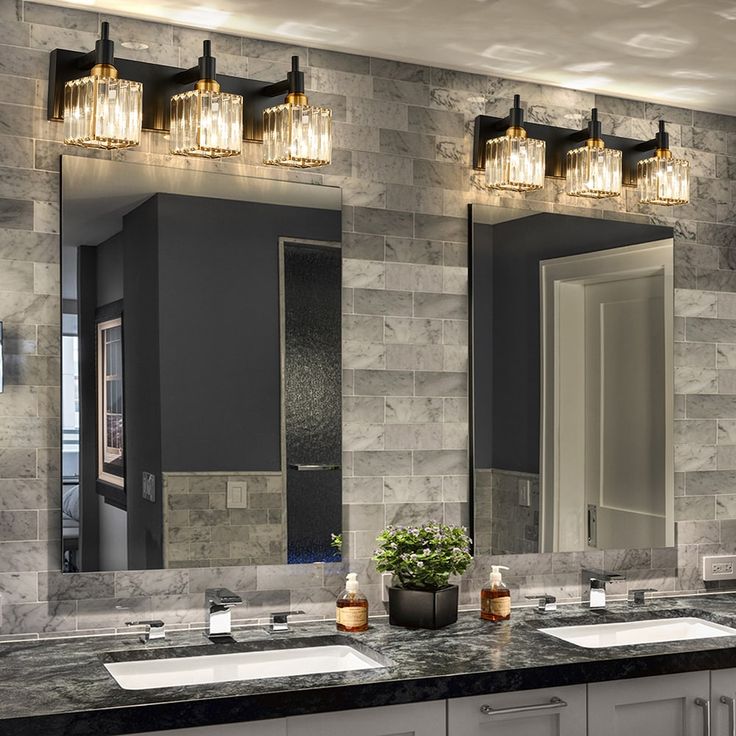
top-left (104, 644), bottom-right (385, 690)
top-left (539, 617), bottom-right (736, 649)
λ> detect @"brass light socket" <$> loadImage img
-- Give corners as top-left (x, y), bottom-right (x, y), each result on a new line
top-left (286, 92), bottom-right (308, 106)
top-left (655, 147), bottom-right (673, 160)
top-left (91, 63), bottom-right (118, 80)
top-left (195, 78), bottom-right (221, 93)
top-left (585, 137), bottom-right (605, 149)
top-left (505, 125), bottom-right (527, 139)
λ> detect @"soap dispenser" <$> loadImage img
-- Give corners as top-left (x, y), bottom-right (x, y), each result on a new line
top-left (481, 565), bottom-right (511, 622)
top-left (336, 572), bottom-right (369, 632)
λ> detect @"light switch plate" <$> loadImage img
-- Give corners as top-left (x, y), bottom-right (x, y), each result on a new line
top-left (703, 555), bottom-right (736, 581)
top-left (227, 480), bottom-right (248, 509)
top-left (142, 472), bottom-right (156, 503)
top-left (518, 480), bottom-right (531, 507)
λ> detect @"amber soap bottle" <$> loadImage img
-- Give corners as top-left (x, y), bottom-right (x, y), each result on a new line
top-left (481, 565), bottom-right (511, 622)
top-left (336, 572), bottom-right (369, 632)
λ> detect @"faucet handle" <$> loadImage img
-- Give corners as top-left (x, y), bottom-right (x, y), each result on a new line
top-left (628, 588), bottom-right (657, 605)
top-left (126, 620), bottom-right (165, 642)
top-left (206, 588), bottom-right (242, 606)
top-left (270, 610), bottom-right (305, 622)
top-left (526, 594), bottom-right (557, 612)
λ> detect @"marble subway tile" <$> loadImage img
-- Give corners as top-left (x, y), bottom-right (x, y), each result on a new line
top-left (413, 449), bottom-right (467, 475)
top-left (39, 571), bottom-right (115, 601)
top-left (380, 130), bottom-right (436, 160)
top-left (353, 151), bottom-right (413, 186)
top-left (353, 369), bottom-right (414, 396)
top-left (386, 502), bottom-right (444, 526)
top-left (674, 367), bottom-right (718, 394)
top-left (414, 213), bottom-right (466, 242)
top-left (353, 450), bottom-right (412, 476)
top-left (674, 419), bottom-right (717, 444)
top-left (385, 397), bottom-right (443, 424)
top-left (114, 570), bottom-right (188, 598)
top-left (414, 292), bottom-right (466, 319)
top-left (353, 206), bottom-right (413, 237)
top-left (343, 396), bottom-right (385, 423)
top-left (343, 314), bottom-right (384, 342)
top-left (685, 470), bottom-right (736, 495)
top-left (347, 98), bottom-right (407, 130)
top-left (414, 371), bottom-right (467, 397)
top-left (385, 344), bottom-right (443, 371)
top-left (343, 477), bottom-right (383, 504)
top-left (384, 423), bottom-right (442, 450)
top-left (353, 288), bottom-right (412, 316)
top-left (0, 509), bottom-right (37, 541)
top-left (385, 237), bottom-right (443, 265)
top-left (408, 106), bottom-right (465, 138)
top-left (675, 343), bottom-right (715, 368)
top-left (687, 395), bottom-right (736, 418)
top-left (343, 232), bottom-right (384, 261)
top-left (374, 77), bottom-right (429, 107)
top-left (370, 58), bottom-right (429, 83)
top-left (385, 316), bottom-right (442, 344)
top-left (675, 289), bottom-right (717, 317)
top-left (342, 422), bottom-right (384, 451)
top-left (342, 259), bottom-right (385, 289)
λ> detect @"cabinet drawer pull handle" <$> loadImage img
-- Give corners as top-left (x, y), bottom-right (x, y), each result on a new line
top-left (721, 696), bottom-right (736, 736)
top-left (695, 698), bottom-right (711, 736)
top-left (480, 697), bottom-right (567, 717)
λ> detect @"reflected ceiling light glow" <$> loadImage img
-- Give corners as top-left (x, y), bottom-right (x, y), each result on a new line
top-left (624, 32), bottom-right (692, 57)
top-left (715, 6), bottom-right (736, 20)
top-left (120, 41), bottom-right (149, 50)
top-left (660, 86), bottom-right (716, 101)
top-left (670, 69), bottom-right (714, 80)
top-left (275, 21), bottom-right (341, 42)
top-left (564, 61), bottom-right (613, 73)
top-left (482, 44), bottom-right (547, 63)
top-left (171, 7), bottom-right (233, 28)
top-left (569, 75), bottom-right (614, 89)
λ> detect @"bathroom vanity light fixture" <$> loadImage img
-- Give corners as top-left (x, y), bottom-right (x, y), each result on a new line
top-left (62, 22), bottom-right (142, 149)
top-left (170, 41), bottom-right (243, 158)
top-left (48, 43), bottom-right (332, 166)
top-left (262, 56), bottom-right (332, 168)
top-left (637, 120), bottom-right (690, 205)
top-left (565, 108), bottom-right (622, 199)
top-left (473, 101), bottom-right (689, 206)
top-left (484, 94), bottom-right (545, 192)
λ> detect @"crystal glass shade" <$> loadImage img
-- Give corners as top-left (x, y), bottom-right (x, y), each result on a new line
top-left (63, 73), bottom-right (142, 149)
top-left (170, 89), bottom-right (243, 158)
top-left (263, 102), bottom-right (332, 168)
top-left (566, 143), bottom-right (622, 198)
top-left (485, 133), bottom-right (546, 192)
top-left (638, 152), bottom-right (690, 206)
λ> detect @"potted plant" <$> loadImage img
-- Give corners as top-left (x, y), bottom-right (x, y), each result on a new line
top-left (373, 522), bottom-right (472, 629)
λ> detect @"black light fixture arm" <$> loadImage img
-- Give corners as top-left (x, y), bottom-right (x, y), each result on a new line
top-left (261, 55), bottom-right (305, 98)
top-left (571, 107), bottom-right (602, 142)
top-left (490, 93), bottom-right (525, 132)
top-left (176, 40), bottom-right (217, 85)
top-left (637, 119), bottom-right (670, 152)
top-left (77, 21), bottom-right (115, 70)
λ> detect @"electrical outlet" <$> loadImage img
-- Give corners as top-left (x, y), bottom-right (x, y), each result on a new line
top-left (703, 555), bottom-right (736, 581)
top-left (226, 480), bottom-right (248, 509)
top-left (381, 572), bottom-right (393, 603)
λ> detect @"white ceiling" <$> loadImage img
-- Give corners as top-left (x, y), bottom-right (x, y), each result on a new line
top-left (46, 0), bottom-right (736, 115)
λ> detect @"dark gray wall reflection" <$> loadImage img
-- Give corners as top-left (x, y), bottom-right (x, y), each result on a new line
top-left (472, 213), bottom-right (672, 474)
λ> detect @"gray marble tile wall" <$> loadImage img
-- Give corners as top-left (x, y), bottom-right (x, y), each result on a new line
top-left (163, 473), bottom-right (285, 568)
top-left (0, 0), bottom-right (734, 637)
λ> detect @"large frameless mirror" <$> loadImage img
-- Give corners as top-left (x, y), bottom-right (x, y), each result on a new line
top-left (61, 157), bottom-right (342, 572)
top-left (470, 204), bottom-right (674, 555)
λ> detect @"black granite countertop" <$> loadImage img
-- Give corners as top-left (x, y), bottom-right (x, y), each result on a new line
top-left (4, 594), bottom-right (736, 736)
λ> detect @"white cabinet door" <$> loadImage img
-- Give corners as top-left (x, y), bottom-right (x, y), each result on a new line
top-left (588, 672), bottom-right (711, 736)
top-left (286, 700), bottom-right (446, 736)
top-left (447, 684), bottom-right (586, 736)
top-left (127, 719), bottom-right (287, 735)
top-left (711, 668), bottom-right (736, 736)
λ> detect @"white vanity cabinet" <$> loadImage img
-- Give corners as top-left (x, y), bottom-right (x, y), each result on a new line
top-left (587, 672), bottom-right (711, 736)
top-left (711, 668), bottom-right (736, 736)
top-left (447, 684), bottom-right (586, 736)
top-left (127, 719), bottom-right (287, 735)
top-left (286, 700), bottom-right (446, 736)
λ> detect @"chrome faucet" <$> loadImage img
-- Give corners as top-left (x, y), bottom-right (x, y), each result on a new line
top-left (205, 588), bottom-right (243, 642)
top-left (268, 610), bottom-right (305, 633)
top-left (582, 569), bottom-right (626, 609)
top-left (126, 619), bottom-right (165, 643)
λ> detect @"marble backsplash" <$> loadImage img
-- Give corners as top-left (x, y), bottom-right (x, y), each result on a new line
top-left (0, 0), bottom-right (735, 637)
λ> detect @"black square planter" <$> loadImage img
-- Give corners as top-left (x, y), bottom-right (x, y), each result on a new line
top-left (388, 585), bottom-right (459, 629)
